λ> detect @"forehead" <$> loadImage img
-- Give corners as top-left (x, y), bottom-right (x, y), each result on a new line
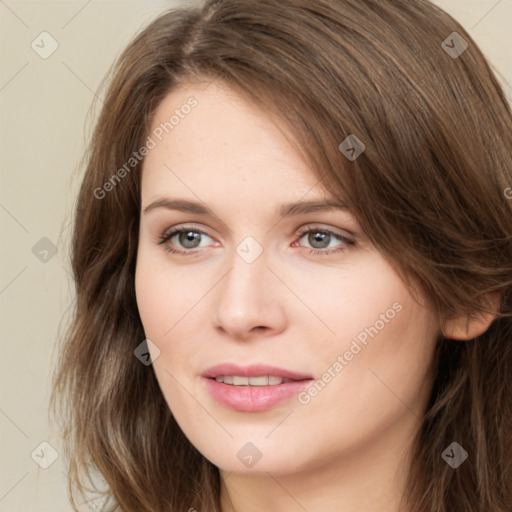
top-left (142, 82), bottom-right (327, 200)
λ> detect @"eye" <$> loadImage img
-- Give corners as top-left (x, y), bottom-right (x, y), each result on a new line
top-left (293, 225), bottom-right (355, 256)
top-left (157, 224), bottom-right (356, 257)
top-left (158, 227), bottom-right (214, 255)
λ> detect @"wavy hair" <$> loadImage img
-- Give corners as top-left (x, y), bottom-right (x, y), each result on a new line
top-left (50, 0), bottom-right (512, 510)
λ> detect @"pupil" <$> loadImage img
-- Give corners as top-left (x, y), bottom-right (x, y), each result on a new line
top-left (181, 231), bottom-right (199, 248)
top-left (310, 232), bottom-right (328, 248)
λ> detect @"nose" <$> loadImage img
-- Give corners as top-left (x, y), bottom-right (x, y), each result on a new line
top-left (213, 244), bottom-right (287, 341)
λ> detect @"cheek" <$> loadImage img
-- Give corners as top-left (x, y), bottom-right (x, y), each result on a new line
top-left (333, 295), bottom-right (436, 422)
top-left (306, 256), bottom-right (438, 414)
top-left (300, 254), bottom-right (409, 355)
top-left (134, 245), bottom-right (201, 339)
top-left (134, 246), bottom-right (217, 388)
top-left (134, 250), bottom-right (197, 409)
top-left (135, 257), bottom-right (168, 338)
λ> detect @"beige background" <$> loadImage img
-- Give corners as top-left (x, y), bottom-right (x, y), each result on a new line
top-left (0, 1), bottom-right (511, 510)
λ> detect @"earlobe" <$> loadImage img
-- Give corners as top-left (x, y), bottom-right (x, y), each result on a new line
top-left (442, 292), bottom-right (501, 340)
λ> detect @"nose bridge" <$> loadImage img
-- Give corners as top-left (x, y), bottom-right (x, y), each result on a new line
top-left (223, 236), bottom-right (268, 302)
top-left (213, 235), bottom-right (285, 337)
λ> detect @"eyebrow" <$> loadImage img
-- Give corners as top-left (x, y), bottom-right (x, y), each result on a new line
top-left (142, 198), bottom-right (350, 218)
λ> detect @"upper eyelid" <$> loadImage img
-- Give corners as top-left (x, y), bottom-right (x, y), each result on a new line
top-left (161, 224), bottom-right (353, 245)
top-left (296, 224), bottom-right (352, 237)
top-left (162, 223), bottom-right (350, 235)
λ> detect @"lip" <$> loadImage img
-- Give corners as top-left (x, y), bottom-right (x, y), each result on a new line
top-left (201, 363), bottom-right (314, 412)
top-left (201, 363), bottom-right (313, 381)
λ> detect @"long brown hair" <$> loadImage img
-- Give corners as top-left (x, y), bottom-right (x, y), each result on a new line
top-left (50, 0), bottom-right (512, 510)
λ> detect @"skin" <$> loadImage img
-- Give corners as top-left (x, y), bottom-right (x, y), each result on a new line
top-left (134, 81), bottom-right (496, 512)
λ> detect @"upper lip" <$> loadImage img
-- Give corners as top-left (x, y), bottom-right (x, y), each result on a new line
top-left (202, 363), bottom-right (313, 381)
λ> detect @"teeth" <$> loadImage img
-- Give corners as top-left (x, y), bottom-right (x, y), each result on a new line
top-left (248, 376), bottom-right (269, 386)
top-left (214, 375), bottom-right (287, 386)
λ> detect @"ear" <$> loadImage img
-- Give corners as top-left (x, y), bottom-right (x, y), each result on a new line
top-left (442, 292), bottom-right (501, 340)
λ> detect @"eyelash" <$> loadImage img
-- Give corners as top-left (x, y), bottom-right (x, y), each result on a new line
top-left (157, 224), bottom-right (356, 257)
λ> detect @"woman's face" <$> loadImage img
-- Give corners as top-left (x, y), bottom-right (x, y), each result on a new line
top-left (135, 81), bottom-right (440, 476)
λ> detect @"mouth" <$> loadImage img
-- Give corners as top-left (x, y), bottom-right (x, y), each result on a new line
top-left (211, 375), bottom-right (298, 386)
top-left (201, 363), bottom-right (314, 412)
top-left (201, 363), bottom-right (313, 382)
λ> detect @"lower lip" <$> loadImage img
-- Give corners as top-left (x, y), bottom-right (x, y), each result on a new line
top-left (203, 377), bottom-right (313, 412)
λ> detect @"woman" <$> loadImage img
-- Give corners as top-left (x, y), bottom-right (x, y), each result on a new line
top-left (51, 0), bottom-right (512, 511)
